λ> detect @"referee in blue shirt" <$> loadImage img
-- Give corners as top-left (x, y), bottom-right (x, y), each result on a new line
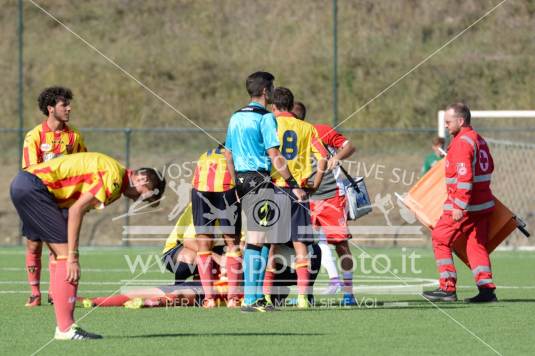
top-left (224, 71), bottom-right (306, 312)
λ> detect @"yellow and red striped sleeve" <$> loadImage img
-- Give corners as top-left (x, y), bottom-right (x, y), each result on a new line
top-left (71, 126), bottom-right (88, 153)
top-left (22, 127), bottom-right (42, 169)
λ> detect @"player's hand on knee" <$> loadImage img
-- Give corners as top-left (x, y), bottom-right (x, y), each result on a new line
top-left (67, 260), bottom-right (81, 283)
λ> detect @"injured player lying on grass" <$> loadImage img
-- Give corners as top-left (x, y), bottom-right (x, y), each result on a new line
top-left (79, 241), bottom-right (322, 309)
top-left (79, 205), bottom-right (322, 309)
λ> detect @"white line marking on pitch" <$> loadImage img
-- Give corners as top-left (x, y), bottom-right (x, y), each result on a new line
top-left (0, 290), bottom-right (115, 294)
top-left (0, 281), bottom-right (125, 285)
top-left (0, 267), bottom-right (149, 272)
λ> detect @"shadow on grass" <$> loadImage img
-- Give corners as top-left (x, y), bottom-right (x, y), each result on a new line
top-left (489, 299), bottom-right (535, 303)
top-left (267, 301), bottom-right (470, 312)
top-left (109, 332), bottom-right (326, 339)
top-left (284, 306), bottom-right (468, 312)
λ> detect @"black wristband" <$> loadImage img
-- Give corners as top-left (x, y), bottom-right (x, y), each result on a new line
top-left (285, 176), bottom-right (299, 188)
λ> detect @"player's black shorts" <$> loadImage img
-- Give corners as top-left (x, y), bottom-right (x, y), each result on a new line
top-left (161, 244), bottom-right (199, 285)
top-left (161, 244), bottom-right (226, 285)
top-left (275, 187), bottom-right (314, 244)
top-left (191, 188), bottom-right (241, 235)
top-left (235, 171), bottom-right (273, 199)
top-left (10, 171), bottom-right (68, 243)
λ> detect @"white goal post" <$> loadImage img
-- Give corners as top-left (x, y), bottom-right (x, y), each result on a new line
top-left (437, 110), bottom-right (535, 138)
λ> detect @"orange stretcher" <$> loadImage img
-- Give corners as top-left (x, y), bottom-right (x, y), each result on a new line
top-left (399, 159), bottom-right (529, 267)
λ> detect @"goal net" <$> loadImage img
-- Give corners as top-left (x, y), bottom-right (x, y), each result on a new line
top-left (438, 110), bottom-right (535, 247)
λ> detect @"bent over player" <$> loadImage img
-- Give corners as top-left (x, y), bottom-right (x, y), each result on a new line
top-left (10, 152), bottom-right (165, 340)
top-left (22, 86), bottom-right (87, 307)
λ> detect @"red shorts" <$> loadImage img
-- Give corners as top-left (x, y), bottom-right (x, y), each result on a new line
top-left (309, 193), bottom-right (351, 244)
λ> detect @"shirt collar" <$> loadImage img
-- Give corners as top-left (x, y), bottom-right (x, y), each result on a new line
top-left (461, 125), bottom-right (472, 132)
top-left (248, 101), bottom-right (265, 108)
top-left (455, 126), bottom-right (473, 138)
top-left (276, 111), bottom-right (296, 118)
top-left (42, 120), bottom-right (70, 132)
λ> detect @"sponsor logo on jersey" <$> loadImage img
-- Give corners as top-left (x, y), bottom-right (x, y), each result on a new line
top-left (40, 143), bottom-right (52, 152)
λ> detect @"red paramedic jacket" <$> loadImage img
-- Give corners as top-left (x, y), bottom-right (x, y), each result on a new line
top-left (443, 126), bottom-right (495, 215)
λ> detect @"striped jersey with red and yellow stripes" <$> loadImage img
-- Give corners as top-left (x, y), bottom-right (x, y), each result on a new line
top-left (192, 147), bottom-right (234, 192)
top-left (27, 152), bottom-right (127, 209)
top-left (22, 120), bottom-right (87, 169)
top-left (271, 112), bottom-right (328, 187)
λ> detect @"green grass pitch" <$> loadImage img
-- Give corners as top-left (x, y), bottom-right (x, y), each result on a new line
top-left (0, 247), bottom-right (534, 355)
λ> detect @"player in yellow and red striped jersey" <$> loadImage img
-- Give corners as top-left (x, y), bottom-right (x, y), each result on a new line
top-left (264, 87), bottom-right (328, 309)
top-left (191, 145), bottom-right (242, 308)
top-left (22, 120), bottom-right (87, 169)
top-left (21, 86), bottom-right (87, 308)
top-left (10, 152), bottom-right (165, 340)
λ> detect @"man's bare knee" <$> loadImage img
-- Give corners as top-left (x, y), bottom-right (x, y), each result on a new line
top-left (26, 240), bottom-right (43, 254)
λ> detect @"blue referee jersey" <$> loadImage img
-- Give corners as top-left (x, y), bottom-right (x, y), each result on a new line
top-left (225, 102), bottom-right (280, 172)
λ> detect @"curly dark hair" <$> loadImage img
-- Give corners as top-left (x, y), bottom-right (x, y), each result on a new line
top-left (37, 86), bottom-right (73, 116)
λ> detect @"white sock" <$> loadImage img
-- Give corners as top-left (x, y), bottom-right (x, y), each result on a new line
top-left (318, 236), bottom-right (339, 279)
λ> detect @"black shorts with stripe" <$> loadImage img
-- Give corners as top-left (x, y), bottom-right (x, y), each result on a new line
top-left (191, 188), bottom-right (241, 235)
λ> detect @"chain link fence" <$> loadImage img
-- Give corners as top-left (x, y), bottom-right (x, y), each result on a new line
top-left (0, 127), bottom-right (532, 248)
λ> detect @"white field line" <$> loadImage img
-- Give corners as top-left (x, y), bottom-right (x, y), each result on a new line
top-left (0, 267), bottom-right (143, 272)
top-left (2, 279), bottom-right (535, 289)
top-left (0, 290), bottom-right (115, 294)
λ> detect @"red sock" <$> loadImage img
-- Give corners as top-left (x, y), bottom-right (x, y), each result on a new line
top-left (295, 260), bottom-right (310, 295)
top-left (26, 249), bottom-right (41, 296)
top-left (226, 253), bottom-right (242, 299)
top-left (91, 295), bottom-right (131, 307)
top-left (53, 260), bottom-right (78, 332)
top-left (48, 254), bottom-right (56, 299)
top-left (197, 252), bottom-right (214, 300)
top-left (262, 269), bottom-right (275, 296)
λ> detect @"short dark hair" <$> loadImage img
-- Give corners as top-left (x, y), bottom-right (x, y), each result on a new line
top-left (38, 86), bottom-right (73, 116)
top-left (432, 136), bottom-right (445, 146)
top-left (273, 87), bottom-right (294, 112)
top-left (135, 167), bottom-right (166, 206)
top-left (246, 71), bottom-right (275, 97)
top-left (446, 102), bottom-right (471, 125)
top-left (292, 101), bottom-right (307, 120)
